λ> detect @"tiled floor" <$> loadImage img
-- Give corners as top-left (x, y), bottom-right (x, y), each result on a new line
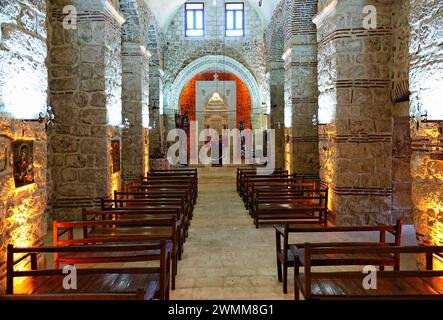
top-left (170, 166), bottom-right (418, 300)
top-left (170, 166), bottom-right (292, 300)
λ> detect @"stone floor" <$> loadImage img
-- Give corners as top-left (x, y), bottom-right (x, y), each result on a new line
top-left (170, 166), bottom-right (418, 300)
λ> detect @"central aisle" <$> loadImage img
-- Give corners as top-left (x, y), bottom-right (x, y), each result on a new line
top-left (171, 166), bottom-right (292, 300)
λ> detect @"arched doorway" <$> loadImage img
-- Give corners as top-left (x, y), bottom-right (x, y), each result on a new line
top-left (178, 71), bottom-right (253, 164)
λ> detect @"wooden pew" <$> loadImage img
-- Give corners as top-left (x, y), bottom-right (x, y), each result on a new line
top-left (109, 192), bottom-right (191, 237)
top-left (245, 178), bottom-right (320, 211)
top-left (83, 207), bottom-right (185, 258)
top-left (147, 170), bottom-right (198, 198)
top-left (2, 242), bottom-right (170, 300)
top-left (125, 185), bottom-right (195, 216)
top-left (239, 171), bottom-right (288, 199)
top-left (292, 245), bottom-right (443, 300)
top-left (275, 219), bottom-right (403, 293)
top-left (139, 178), bottom-right (197, 205)
top-left (252, 183), bottom-right (329, 228)
top-left (53, 216), bottom-right (179, 291)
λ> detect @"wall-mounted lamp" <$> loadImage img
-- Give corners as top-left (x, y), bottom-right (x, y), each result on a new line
top-left (312, 114), bottom-right (319, 126)
top-left (116, 118), bottom-right (131, 130)
top-left (411, 110), bottom-right (428, 130)
top-left (22, 105), bottom-right (56, 131)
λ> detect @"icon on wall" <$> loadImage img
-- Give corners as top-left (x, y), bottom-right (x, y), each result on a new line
top-left (111, 140), bottom-right (121, 173)
top-left (13, 140), bottom-right (34, 188)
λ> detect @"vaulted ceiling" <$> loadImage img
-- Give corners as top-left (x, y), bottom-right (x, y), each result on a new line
top-left (145, 0), bottom-right (281, 31)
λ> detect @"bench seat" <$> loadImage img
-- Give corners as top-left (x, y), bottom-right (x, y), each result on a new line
top-left (12, 273), bottom-right (160, 300)
top-left (295, 272), bottom-right (443, 299)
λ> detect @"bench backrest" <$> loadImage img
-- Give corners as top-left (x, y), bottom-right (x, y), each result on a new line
top-left (6, 242), bottom-right (169, 296)
top-left (302, 244), bottom-right (443, 299)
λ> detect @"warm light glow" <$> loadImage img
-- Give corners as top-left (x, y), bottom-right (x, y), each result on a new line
top-left (284, 132), bottom-right (291, 174)
top-left (208, 92), bottom-right (225, 105)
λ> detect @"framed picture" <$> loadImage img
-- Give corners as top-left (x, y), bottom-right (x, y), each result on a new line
top-left (111, 140), bottom-right (121, 173)
top-left (13, 140), bottom-right (34, 188)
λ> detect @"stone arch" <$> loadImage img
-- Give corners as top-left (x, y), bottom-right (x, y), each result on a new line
top-left (165, 55), bottom-right (264, 114)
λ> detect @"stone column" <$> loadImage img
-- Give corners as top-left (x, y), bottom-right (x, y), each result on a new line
top-left (121, 43), bottom-right (150, 181)
top-left (283, 0), bottom-right (319, 174)
top-left (409, 0), bottom-right (443, 251)
top-left (47, 0), bottom-right (125, 219)
top-left (269, 62), bottom-right (285, 169)
top-left (149, 66), bottom-right (165, 153)
top-left (315, 0), bottom-right (395, 225)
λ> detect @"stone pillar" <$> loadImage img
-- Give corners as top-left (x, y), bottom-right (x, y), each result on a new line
top-left (47, 0), bottom-right (125, 219)
top-left (283, 0), bottom-right (319, 174)
top-left (149, 66), bottom-right (165, 153)
top-left (121, 43), bottom-right (150, 181)
top-left (269, 62), bottom-right (285, 169)
top-left (409, 0), bottom-right (443, 252)
top-left (315, 0), bottom-right (395, 225)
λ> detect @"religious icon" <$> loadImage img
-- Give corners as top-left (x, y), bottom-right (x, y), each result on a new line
top-left (13, 140), bottom-right (34, 188)
top-left (111, 140), bottom-right (121, 173)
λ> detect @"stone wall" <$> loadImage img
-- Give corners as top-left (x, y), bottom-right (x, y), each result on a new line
top-left (409, 0), bottom-right (443, 250)
top-left (0, 0), bottom-right (48, 294)
top-left (47, 0), bottom-right (124, 219)
top-left (163, 0), bottom-right (267, 116)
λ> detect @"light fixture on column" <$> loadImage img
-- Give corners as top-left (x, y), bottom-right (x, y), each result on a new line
top-left (258, 0), bottom-right (263, 7)
top-left (312, 114), bottom-right (319, 126)
top-left (23, 105), bottom-right (56, 132)
top-left (116, 118), bottom-right (131, 129)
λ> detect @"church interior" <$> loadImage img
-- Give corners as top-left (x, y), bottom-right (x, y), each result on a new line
top-left (0, 0), bottom-right (442, 301)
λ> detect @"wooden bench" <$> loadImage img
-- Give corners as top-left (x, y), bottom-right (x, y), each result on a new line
top-left (253, 183), bottom-right (329, 228)
top-left (246, 179), bottom-right (321, 213)
top-left (146, 170), bottom-right (198, 198)
top-left (83, 207), bottom-right (185, 258)
top-left (54, 216), bottom-right (179, 291)
top-left (275, 219), bottom-right (403, 293)
top-left (125, 185), bottom-right (195, 215)
top-left (237, 169), bottom-right (286, 197)
top-left (2, 242), bottom-right (170, 300)
top-left (292, 245), bottom-right (443, 300)
top-left (109, 192), bottom-right (191, 235)
top-left (138, 178), bottom-right (197, 205)
top-left (239, 171), bottom-right (287, 198)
